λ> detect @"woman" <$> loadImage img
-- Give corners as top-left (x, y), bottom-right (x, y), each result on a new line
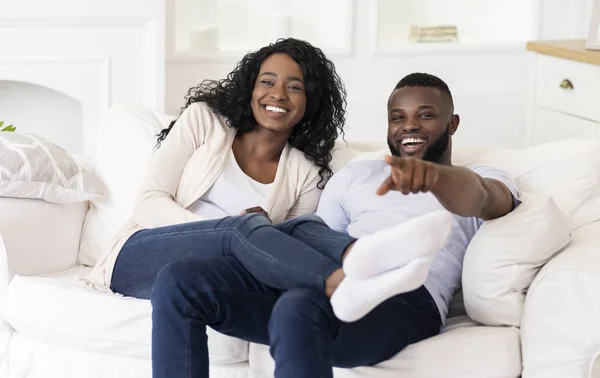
top-left (86, 38), bottom-right (347, 299)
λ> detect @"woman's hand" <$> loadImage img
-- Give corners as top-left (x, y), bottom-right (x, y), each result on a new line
top-left (240, 206), bottom-right (272, 223)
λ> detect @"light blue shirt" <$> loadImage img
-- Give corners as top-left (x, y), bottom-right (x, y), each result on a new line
top-left (316, 159), bottom-right (519, 323)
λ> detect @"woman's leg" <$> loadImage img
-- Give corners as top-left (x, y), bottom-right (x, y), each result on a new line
top-left (273, 214), bottom-right (356, 264)
top-left (111, 214), bottom-right (349, 298)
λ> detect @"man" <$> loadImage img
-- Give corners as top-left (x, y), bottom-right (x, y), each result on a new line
top-left (151, 73), bottom-right (519, 378)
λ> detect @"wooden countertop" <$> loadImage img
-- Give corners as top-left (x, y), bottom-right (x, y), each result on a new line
top-left (527, 40), bottom-right (600, 66)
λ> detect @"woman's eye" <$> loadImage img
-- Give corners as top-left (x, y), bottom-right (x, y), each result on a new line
top-left (288, 85), bottom-right (302, 91)
top-left (261, 80), bottom-right (274, 86)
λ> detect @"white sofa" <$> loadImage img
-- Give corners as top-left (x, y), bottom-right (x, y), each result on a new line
top-left (2, 106), bottom-right (600, 378)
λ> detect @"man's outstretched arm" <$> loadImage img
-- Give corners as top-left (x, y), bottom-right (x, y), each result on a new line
top-left (377, 156), bottom-right (514, 220)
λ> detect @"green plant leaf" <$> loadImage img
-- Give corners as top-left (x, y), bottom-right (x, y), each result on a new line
top-left (0, 121), bottom-right (3, 128)
top-left (1, 125), bottom-right (16, 132)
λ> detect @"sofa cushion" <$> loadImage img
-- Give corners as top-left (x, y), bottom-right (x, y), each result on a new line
top-left (78, 106), bottom-right (174, 266)
top-left (462, 192), bottom-right (572, 327)
top-left (0, 198), bottom-right (86, 278)
top-left (0, 132), bottom-right (102, 203)
top-left (521, 221), bottom-right (600, 378)
top-left (248, 325), bottom-right (521, 378)
top-left (3, 267), bottom-right (249, 364)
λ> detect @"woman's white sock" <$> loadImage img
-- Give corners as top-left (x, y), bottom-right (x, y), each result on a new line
top-left (343, 210), bottom-right (453, 279)
top-left (331, 256), bottom-right (433, 323)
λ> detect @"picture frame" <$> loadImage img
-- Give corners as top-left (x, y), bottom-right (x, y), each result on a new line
top-left (587, 0), bottom-right (600, 50)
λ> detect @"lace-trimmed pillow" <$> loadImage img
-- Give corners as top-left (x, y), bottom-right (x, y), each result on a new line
top-left (0, 133), bottom-right (102, 203)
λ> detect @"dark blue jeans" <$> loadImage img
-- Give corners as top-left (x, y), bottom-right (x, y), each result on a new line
top-left (112, 214), bottom-right (354, 298)
top-left (151, 257), bottom-right (440, 378)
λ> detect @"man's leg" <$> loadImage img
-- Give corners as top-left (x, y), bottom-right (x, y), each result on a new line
top-left (151, 256), bottom-right (279, 378)
top-left (268, 286), bottom-right (441, 378)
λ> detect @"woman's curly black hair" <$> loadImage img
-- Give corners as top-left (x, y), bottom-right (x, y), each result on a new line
top-left (157, 38), bottom-right (347, 187)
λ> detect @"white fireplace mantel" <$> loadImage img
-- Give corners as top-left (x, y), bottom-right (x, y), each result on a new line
top-left (0, 0), bottom-right (165, 154)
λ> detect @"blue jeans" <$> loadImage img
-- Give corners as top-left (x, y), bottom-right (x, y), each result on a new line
top-left (112, 214), bottom-right (354, 298)
top-left (151, 258), bottom-right (440, 378)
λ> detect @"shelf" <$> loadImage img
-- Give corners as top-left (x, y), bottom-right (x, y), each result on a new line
top-left (374, 0), bottom-right (535, 54)
top-left (371, 41), bottom-right (527, 57)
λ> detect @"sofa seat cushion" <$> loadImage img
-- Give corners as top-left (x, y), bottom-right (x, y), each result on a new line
top-left (248, 323), bottom-right (521, 378)
top-left (3, 267), bottom-right (248, 364)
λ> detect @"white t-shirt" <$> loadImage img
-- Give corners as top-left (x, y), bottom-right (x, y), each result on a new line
top-left (316, 159), bottom-right (519, 323)
top-left (189, 150), bottom-right (273, 219)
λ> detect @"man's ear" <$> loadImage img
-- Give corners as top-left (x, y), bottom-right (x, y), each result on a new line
top-left (449, 114), bottom-right (460, 135)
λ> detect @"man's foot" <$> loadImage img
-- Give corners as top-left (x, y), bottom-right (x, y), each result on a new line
top-left (331, 257), bottom-right (432, 322)
top-left (343, 210), bottom-right (453, 279)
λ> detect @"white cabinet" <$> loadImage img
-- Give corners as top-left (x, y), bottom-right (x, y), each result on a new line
top-left (527, 40), bottom-right (600, 145)
top-left (532, 108), bottom-right (600, 145)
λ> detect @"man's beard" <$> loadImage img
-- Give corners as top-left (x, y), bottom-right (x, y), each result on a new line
top-left (387, 127), bottom-right (450, 163)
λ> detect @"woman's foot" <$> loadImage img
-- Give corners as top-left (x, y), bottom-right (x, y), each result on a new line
top-left (330, 257), bottom-right (432, 322)
top-left (343, 211), bottom-right (453, 279)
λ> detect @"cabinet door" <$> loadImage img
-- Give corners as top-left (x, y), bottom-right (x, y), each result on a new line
top-left (532, 107), bottom-right (600, 146)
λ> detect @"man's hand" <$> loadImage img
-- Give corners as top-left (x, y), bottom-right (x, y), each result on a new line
top-left (240, 206), bottom-right (272, 222)
top-left (377, 156), bottom-right (440, 196)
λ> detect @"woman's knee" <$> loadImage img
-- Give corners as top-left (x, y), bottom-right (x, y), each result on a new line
top-left (227, 213), bottom-right (272, 235)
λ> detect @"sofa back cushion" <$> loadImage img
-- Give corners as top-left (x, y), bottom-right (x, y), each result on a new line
top-left (78, 106), bottom-right (173, 266)
top-left (454, 139), bottom-right (600, 229)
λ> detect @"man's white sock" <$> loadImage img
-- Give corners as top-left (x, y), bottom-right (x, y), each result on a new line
top-left (331, 256), bottom-right (432, 323)
top-left (343, 210), bottom-right (453, 279)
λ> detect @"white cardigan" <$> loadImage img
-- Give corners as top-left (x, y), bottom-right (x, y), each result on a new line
top-left (87, 102), bottom-right (323, 288)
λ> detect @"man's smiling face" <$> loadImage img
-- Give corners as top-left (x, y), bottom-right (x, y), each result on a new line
top-left (387, 86), bottom-right (458, 164)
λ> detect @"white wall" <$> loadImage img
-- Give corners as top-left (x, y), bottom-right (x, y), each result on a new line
top-left (538, 0), bottom-right (595, 39)
top-left (0, 81), bottom-right (83, 153)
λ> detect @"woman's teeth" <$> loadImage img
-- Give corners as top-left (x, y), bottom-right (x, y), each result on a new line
top-left (265, 105), bottom-right (288, 113)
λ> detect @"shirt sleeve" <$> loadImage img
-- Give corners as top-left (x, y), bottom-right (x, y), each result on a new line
top-left (315, 167), bottom-right (351, 233)
top-left (469, 165), bottom-right (521, 210)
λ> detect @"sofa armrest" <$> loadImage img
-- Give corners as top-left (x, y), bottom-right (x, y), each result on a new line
top-left (0, 198), bottom-right (88, 280)
top-left (0, 233), bottom-right (9, 377)
top-left (521, 221), bottom-right (600, 378)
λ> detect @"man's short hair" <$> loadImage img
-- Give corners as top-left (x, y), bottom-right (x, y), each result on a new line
top-left (394, 73), bottom-right (453, 106)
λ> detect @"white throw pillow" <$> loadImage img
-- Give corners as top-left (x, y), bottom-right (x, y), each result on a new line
top-left (462, 192), bottom-right (572, 327)
top-left (0, 197), bottom-right (87, 278)
top-left (0, 132), bottom-right (102, 203)
top-left (78, 105), bottom-right (174, 266)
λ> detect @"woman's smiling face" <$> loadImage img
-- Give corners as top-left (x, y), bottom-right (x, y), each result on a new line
top-left (250, 53), bottom-right (307, 134)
